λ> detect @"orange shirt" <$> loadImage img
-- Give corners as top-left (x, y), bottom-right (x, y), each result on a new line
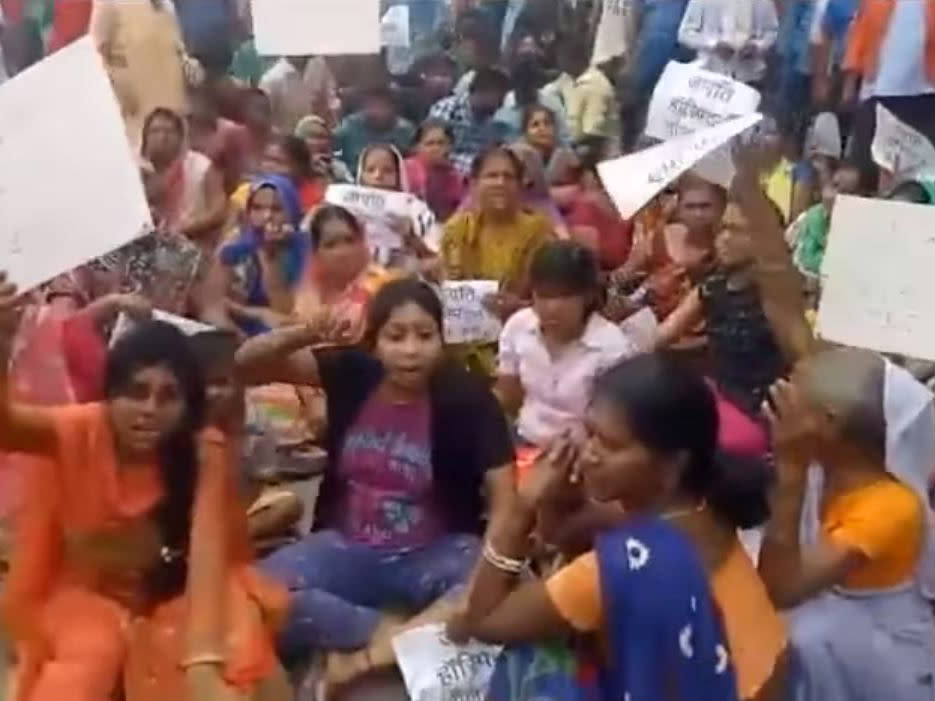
top-left (546, 540), bottom-right (787, 701)
top-left (823, 479), bottom-right (923, 589)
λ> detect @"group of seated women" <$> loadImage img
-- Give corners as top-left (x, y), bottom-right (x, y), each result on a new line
top-left (1, 89), bottom-right (935, 701)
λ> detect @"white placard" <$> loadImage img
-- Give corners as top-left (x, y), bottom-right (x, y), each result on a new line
top-left (381, 4), bottom-right (410, 48)
top-left (252, 0), bottom-right (381, 56)
top-left (324, 183), bottom-right (416, 266)
top-left (441, 280), bottom-right (501, 345)
top-left (597, 113), bottom-right (762, 219)
top-left (817, 196), bottom-right (935, 360)
top-left (645, 61), bottom-right (761, 141)
top-left (871, 103), bottom-right (935, 178)
top-left (391, 623), bottom-right (502, 701)
top-left (0, 38), bottom-right (150, 291)
top-left (111, 310), bottom-right (215, 347)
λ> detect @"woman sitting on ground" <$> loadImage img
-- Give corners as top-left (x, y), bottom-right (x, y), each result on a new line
top-left (403, 118), bottom-right (466, 223)
top-left (0, 305), bottom-right (290, 701)
top-left (495, 241), bottom-right (637, 477)
top-left (450, 353), bottom-right (787, 701)
top-left (235, 278), bottom-right (515, 696)
top-left (442, 146), bottom-right (553, 375)
top-left (140, 107), bottom-right (227, 254)
top-left (204, 175), bottom-right (308, 336)
top-left (760, 347), bottom-right (935, 701)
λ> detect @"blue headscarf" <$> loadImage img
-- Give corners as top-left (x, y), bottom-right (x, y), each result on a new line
top-left (597, 517), bottom-right (739, 701)
top-left (220, 175), bottom-right (309, 327)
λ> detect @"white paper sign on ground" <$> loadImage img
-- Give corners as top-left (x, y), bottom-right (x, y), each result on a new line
top-left (441, 280), bottom-right (501, 345)
top-left (597, 112), bottom-right (762, 219)
top-left (871, 104), bottom-right (935, 178)
top-left (324, 183), bottom-right (416, 266)
top-left (0, 37), bottom-right (150, 291)
top-left (645, 61), bottom-right (761, 141)
top-left (111, 310), bottom-right (215, 346)
top-left (817, 195), bottom-right (935, 360)
top-left (392, 623), bottom-right (502, 701)
top-left (252, 0), bottom-right (380, 56)
top-left (381, 4), bottom-right (410, 48)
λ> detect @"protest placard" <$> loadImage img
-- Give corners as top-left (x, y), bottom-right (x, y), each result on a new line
top-left (871, 104), bottom-right (935, 178)
top-left (597, 112), bottom-right (762, 219)
top-left (441, 281), bottom-right (502, 345)
top-left (817, 196), bottom-right (935, 360)
top-left (645, 61), bottom-right (761, 141)
top-left (324, 183), bottom-right (421, 266)
top-left (0, 38), bottom-right (150, 291)
top-left (392, 623), bottom-right (502, 701)
top-left (111, 310), bottom-right (215, 347)
top-left (252, 0), bottom-right (381, 56)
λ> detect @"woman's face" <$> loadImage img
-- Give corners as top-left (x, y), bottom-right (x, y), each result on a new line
top-left (525, 110), bottom-right (556, 152)
top-left (715, 205), bottom-right (753, 268)
top-left (578, 398), bottom-right (668, 508)
top-left (822, 167), bottom-right (860, 213)
top-left (108, 365), bottom-right (186, 458)
top-left (417, 127), bottom-right (452, 166)
top-left (248, 186), bottom-right (288, 231)
top-left (144, 114), bottom-right (183, 165)
top-left (374, 302), bottom-right (444, 393)
top-left (533, 284), bottom-right (588, 342)
top-left (260, 143), bottom-right (296, 179)
top-left (317, 216), bottom-right (367, 280)
top-left (476, 153), bottom-right (522, 214)
top-left (303, 123), bottom-right (332, 157)
top-left (360, 148), bottom-right (401, 190)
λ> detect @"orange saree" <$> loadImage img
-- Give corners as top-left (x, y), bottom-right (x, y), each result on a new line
top-left (0, 403), bottom-right (288, 701)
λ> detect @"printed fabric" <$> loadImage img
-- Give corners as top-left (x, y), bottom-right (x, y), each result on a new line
top-left (337, 395), bottom-right (443, 549)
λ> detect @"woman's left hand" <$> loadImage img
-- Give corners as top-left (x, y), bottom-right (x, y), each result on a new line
top-left (762, 378), bottom-right (818, 474)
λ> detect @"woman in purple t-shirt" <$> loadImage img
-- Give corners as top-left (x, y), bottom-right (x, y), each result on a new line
top-left (236, 277), bottom-right (516, 694)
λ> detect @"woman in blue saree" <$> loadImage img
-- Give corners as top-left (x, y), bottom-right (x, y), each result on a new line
top-left (449, 353), bottom-right (787, 701)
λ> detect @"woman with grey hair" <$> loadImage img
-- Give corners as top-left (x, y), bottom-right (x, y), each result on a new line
top-left (761, 347), bottom-right (935, 701)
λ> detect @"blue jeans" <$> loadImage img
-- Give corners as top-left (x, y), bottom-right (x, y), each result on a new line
top-left (261, 530), bottom-right (480, 656)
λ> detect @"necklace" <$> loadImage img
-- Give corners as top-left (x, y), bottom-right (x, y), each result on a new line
top-left (660, 501), bottom-right (707, 522)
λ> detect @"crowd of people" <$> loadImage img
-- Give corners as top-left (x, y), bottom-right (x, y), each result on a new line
top-left (1, 0), bottom-right (935, 700)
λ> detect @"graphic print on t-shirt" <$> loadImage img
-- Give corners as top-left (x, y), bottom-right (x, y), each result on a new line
top-left (338, 396), bottom-right (441, 548)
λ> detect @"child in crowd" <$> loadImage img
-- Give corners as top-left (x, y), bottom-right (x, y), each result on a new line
top-left (190, 330), bottom-right (305, 549)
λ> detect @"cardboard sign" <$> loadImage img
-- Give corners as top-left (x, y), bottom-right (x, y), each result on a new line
top-left (817, 196), bottom-right (935, 360)
top-left (871, 104), bottom-right (935, 178)
top-left (324, 183), bottom-right (420, 266)
top-left (252, 0), bottom-right (381, 56)
top-left (645, 61), bottom-right (761, 141)
top-left (392, 623), bottom-right (502, 701)
top-left (441, 280), bottom-right (501, 345)
top-left (597, 113), bottom-right (762, 219)
top-left (0, 38), bottom-right (150, 291)
top-left (111, 310), bottom-right (215, 347)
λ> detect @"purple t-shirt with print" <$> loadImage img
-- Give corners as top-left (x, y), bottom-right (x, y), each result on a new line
top-left (337, 395), bottom-right (443, 548)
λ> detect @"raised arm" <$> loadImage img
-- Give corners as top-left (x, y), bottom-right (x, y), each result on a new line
top-left (0, 275), bottom-right (60, 454)
top-left (732, 148), bottom-right (815, 363)
top-left (234, 322), bottom-right (323, 387)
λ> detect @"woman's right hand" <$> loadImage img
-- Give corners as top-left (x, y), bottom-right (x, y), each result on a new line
top-left (517, 436), bottom-right (581, 515)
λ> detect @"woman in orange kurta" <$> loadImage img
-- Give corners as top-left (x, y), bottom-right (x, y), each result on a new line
top-left (0, 315), bottom-right (289, 701)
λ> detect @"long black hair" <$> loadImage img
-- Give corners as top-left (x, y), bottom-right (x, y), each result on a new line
top-left (105, 321), bottom-right (206, 603)
top-left (593, 354), bottom-right (771, 529)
